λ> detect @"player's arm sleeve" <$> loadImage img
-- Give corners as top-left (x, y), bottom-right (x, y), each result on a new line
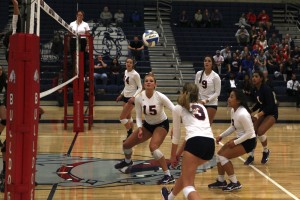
top-left (134, 95), bottom-right (143, 128)
top-left (172, 105), bottom-right (182, 145)
top-left (194, 71), bottom-right (200, 84)
top-left (133, 74), bottom-right (143, 97)
top-left (161, 93), bottom-right (175, 111)
top-left (234, 114), bottom-right (255, 145)
top-left (220, 126), bottom-right (235, 138)
top-left (208, 75), bottom-right (221, 102)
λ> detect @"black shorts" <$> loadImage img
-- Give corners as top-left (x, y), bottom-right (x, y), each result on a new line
top-left (204, 105), bottom-right (217, 110)
top-left (184, 136), bottom-right (215, 160)
top-left (241, 137), bottom-right (257, 153)
top-left (143, 119), bottom-right (169, 133)
top-left (122, 97), bottom-right (131, 103)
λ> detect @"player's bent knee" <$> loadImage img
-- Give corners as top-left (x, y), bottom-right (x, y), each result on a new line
top-left (258, 135), bottom-right (267, 143)
top-left (183, 186), bottom-right (196, 198)
top-left (152, 149), bottom-right (163, 160)
top-left (123, 148), bottom-right (132, 155)
top-left (217, 154), bottom-right (229, 166)
top-left (120, 119), bottom-right (128, 124)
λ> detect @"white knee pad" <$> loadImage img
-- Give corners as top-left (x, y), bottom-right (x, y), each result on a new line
top-left (120, 119), bottom-right (129, 124)
top-left (129, 117), bottom-right (133, 123)
top-left (183, 186), bottom-right (196, 198)
top-left (152, 149), bottom-right (164, 160)
top-left (258, 135), bottom-right (267, 143)
top-left (218, 155), bottom-right (229, 166)
top-left (124, 148), bottom-right (132, 155)
top-left (216, 155), bottom-right (220, 163)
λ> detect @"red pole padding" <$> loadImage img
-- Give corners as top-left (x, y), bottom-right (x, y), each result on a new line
top-left (5, 33), bottom-right (40, 200)
top-left (73, 52), bottom-right (84, 132)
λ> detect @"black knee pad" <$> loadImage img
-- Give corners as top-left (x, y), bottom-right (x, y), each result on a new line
top-left (1, 140), bottom-right (6, 153)
top-left (0, 120), bottom-right (6, 126)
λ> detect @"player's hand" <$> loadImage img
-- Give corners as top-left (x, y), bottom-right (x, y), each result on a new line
top-left (137, 128), bottom-right (143, 139)
top-left (227, 140), bottom-right (236, 148)
top-left (128, 97), bottom-right (135, 105)
top-left (216, 136), bottom-right (222, 144)
top-left (116, 95), bottom-right (122, 102)
top-left (170, 155), bottom-right (178, 168)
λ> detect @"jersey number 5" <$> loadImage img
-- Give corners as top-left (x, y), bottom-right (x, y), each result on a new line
top-left (191, 105), bottom-right (206, 120)
top-left (143, 105), bottom-right (157, 115)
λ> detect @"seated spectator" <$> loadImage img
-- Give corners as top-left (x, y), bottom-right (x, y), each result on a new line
top-left (268, 32), bottom-right (280, 47)
top-left (264, 70), bottom-right (278, 105)
top-left (253, 39), bottom-right (264, 52)
top-left (100, 6), bottom-right (112, 27)
top-left (241, 54), bottom-right (254, 77)
top-left (213, 50), bottom-right (224, 75)
top-left (225, 72), bottom-right (238, 95)
top-left (179, 10), bottom-right (189, 27)
top-left (276, 50), bottom-right (288, 81)
top-left (211, 9), bottom-right (222, 27)
top-left (114, 9), bottom-right (124, 27)
top-left (249, 25), bottom-right (258, 45)
top-left (255, 50), bottom-right (267, 72)
top-left (240, 46), bottom-right (251, 60)
top-left (131, 10), bottom-right (142, 27)
top-left (285, 58), bottom-right (296, 81)
top-left (267, 50), bottom-right (280, 75)
top-left (94, 54), bottom-right (108, 86)
top-left (194, 9), bottom-right (202, 27)
top-left (246, 9), bottom-right (257, 26)
top-left (284, 33), bottom-right (295, 51)
top-left (257, 10), bottom-right (271, 30)
top-left (286, 73), bottom-right (300, 107)
top-left (128, 35), bottom-right (144, 61)
top-left (220, 45), bottom-right (232, 71)
top-left (109, 57), bottom-right (122, 85)
top-left (257, 25), bottom-right (267, 37)
top-left (290, 46), bottom-right (300, 68)
top-left (202, 8), bottom-right (211, 28)
top-left (235, 13), bottom-right (251, 28)
top-left (235, 25), bottom-right (250, 46)
top-left (258, 34), bottom-right (268, 50)
top-left (227, 53), bottom-right (242, 80)
top-left (241, 74), bottom-right (254, 102)
top-left (251, 44), bottom-right (260, 57)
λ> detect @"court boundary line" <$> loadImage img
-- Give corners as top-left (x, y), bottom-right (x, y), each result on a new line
top-left (219, 142), bottom-right (299, 200)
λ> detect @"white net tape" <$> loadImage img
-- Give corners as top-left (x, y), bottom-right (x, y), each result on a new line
top-left (31, 0), bottom-right (80, 99)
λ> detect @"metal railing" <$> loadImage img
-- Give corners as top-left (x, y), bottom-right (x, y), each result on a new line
top-left (284, 3), bottom-right (300, 30)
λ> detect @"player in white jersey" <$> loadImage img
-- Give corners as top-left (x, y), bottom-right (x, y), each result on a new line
top-left (208, 89), bottom-right (256, 192)
top-left (116, 57), bottom-right (142, 140)
top-left (161, 83), bottom-right (215, 200)
top-left (115, 73), bottom-right (175, 184)
top-left (195, 55), bottom-right (221, 124)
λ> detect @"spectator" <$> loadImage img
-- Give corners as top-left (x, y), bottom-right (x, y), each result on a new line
top-left (131, 10), bottom-right (142, 27)
top-left (241, 73), bottom-right (254, 102)
top-left (235, 25), bottom-right (250, 46)
top-left (290, 46), bottom-right (300, 68)
top-left (276, 50), bottom-right (288, 81)
top-left (227, 52), bottom-right (242, 80)
top-left (100, 6), bottom-right (112, 27)
top-left (202, 8), bottom-right (211, 28)
top-left (94, 55), bottom-right (108, 87)
top-left (246, 9), bottom-right (257, 26)
top-left (284, 33), bottom-right (295, 51)
top-left (285, 58), bottom-right (296, 81)
top-left (235, 13), bottom-right (251, 28)
top-left (258, 35), bottom-right (268, 50)
top-left (179, 10), bottom-right (189, 27)
top-left (257, 10), bottom-right (271, 30)
top-left (114, 9), bottom-right (124, 27)
top-left (194, 9), bottom-right (202, 27)
top-left (257, 26), bottom-right (267, 37)
top-left (211, 9), bottom-right (223, 27)
top-left (249, 25), bottom-right (258, 45)
top-left (241, 54), bottom-right (254, 77)
top-left (109, 57), bottom-right (122, 85)
top-left (213, 50), bottom-right (224, 75)
top-left (267, 50), bottom-right (280, 75)
top-left (220, 46), bottom-right (232, 72)
top-left (268, 32), bottom-right (280, 47)
top-left (286, 73), bottom-right (300, 107)
top-left (128, 35), bottom-right (144, 61)
top-left (255, 50), bottom-right (267, 72)
top-left (225, 72), bottom-right (238, 95)
top-left (240, 46), bottom-right (251, 60)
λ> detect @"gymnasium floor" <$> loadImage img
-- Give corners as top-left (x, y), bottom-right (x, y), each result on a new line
top-left (1, 105), bottom-right (300, 199)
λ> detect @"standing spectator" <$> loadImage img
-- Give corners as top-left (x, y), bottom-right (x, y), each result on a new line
top-left (161, 83), bottom-right (215, 200)
top-left (100, 6), bottom-right (112, 27)
top-left (109, 57), bottom-right (122, 85)
top-left (208, 89), bottom-right (256, 191)
top-left (179, 10), bottom-right (189, 27)
top-left (235, 25), bottom-right (250, 46)
top-left (213, 50), bottom-right (224, 75)
top-left (202, 8), bottom-right (211, 28)
top-left (257, 10), bottom-right (271, 30)
top-left (131, 10), bottom-right (142, 27)
top-left (114, 9), bottom-right (124, 27)
top-left (128, 35), bottom-right (144, 61)
top-left (194, 9), bottom-right (202, 27)
top-left (235, 13), bottom-right (251, 28)
top-left (211, 9), bottom-right (223, 27)
top-left (116, 57), bottom-right (142, 141)
top-left (246, 9), bottom-right (257, 26)
top-left (115, 73), bottom-right (175, 185)
top-left (286, 73), bottom-right (300, 107)
top-left (94, 55), bottom-right (108, 87)
top-left (244, 70), bottom-right (278, 165)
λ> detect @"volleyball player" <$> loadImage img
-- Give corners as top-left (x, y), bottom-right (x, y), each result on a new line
top-left (244, 70), bottom-right (278, 165)
top-left (114, 73), bottom-right (175, 184)
top-left (116, 57), bottom-right (142, 141)
top-left (208, 89), bottom-right (256, 192)
top-left (161, 83), bottom-right (215, 200)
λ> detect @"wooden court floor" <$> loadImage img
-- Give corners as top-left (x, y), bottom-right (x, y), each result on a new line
top-left (1, 106), bottom-right (300, 200)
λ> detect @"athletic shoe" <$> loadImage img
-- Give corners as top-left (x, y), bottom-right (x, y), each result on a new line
top-left (161, 187), bottom-right (170, 200)
top-left (222, 181), bottom-right (242, 192)
top-left (208, 180), bottom-right (227, 189)
top-left (244, 156), bottom-right (254, 165)
top-left (114, 159), bottom-right (133, 169)
top-left (157, 175), bottom-right (175, 185)
top-left (261, 150), bottom-right (270, 164)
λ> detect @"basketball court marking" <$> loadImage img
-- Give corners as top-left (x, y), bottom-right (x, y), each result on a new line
top-left (220, 142), bottom-right (300, 200)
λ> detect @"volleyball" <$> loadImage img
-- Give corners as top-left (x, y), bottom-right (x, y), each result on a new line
top-left (142, 30), bottom-right (159, 47)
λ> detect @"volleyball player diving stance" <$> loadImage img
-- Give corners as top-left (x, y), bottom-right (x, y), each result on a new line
top-left (114, 73), bottom-right (175, 184)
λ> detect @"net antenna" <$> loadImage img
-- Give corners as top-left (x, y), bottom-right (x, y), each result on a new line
top-left (29, 0), bottom-right (81, 98)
